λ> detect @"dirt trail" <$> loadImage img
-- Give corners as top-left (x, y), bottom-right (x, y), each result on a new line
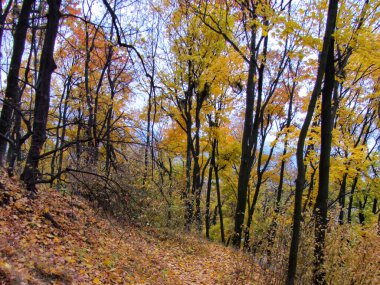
top-left (0, 174), bottom-right (259, 284)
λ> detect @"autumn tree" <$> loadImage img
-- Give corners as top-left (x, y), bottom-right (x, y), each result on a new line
top-left (158, 1), bottom-right (241, 231)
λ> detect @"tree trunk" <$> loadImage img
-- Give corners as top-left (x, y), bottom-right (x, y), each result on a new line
top-left (6, 18), bottom-right (36, 176)
top-left (0, 0), bottom-right (13, 58)
top-left (313, 35), bottom-right (335, 285)
top-left (21, 0), bottom-right (61, 192)
top-left (338, 173), bottom-right (348, 224)
top-left (105, 60), bottom-right (116, 175)
top-left (233, 14), bottom-right (270, 248)
top-left (267, 64), bottom-right (297, 255)
top-left (286, 0), bottom-right (338, 283)
top-left (56, 76), bottom-right (71, 182)
top-left (214, 158), bottom-right (225, 243)
top-left (231, 28), bottom-right (257, 248)
top-left (50, 76), bottom-right (71, 183)
top-left (358, 196), bottom-right (368, 225)
top-left (302, 166), bottom-right (317, 213)
top-left (347, 175), bottom-right (358, 223)
top-left (193, 90), bottom-right (206, 232)
top-left (0, 0), bottom-right (34, 164)
top-left (205, 142), bottom-right (214, 239)
top-left (184, 117), bottom-right (193, 231)
top-left (243, 172), bottom-right (262, 249)
top-left (75, 108), bottom-right (82, 168)
top-left (193, 143), bottom-right (202, 232)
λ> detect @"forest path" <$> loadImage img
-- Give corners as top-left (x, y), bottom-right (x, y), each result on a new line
top-left (0, 174), bottom-right (260, 284)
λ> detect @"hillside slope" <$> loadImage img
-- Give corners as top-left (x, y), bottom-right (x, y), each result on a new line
top-left (0, 174), bottom-right (260, 284)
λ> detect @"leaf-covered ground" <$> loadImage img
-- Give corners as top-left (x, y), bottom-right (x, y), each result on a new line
top-left (0, 174), bottom-right (260, 284)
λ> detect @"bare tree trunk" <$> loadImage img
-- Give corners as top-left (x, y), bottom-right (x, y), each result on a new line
top-left (50, 76), bottom-right (71, 183)
top-left (233, 14), bottom-right (270, 247)
top-left (193, 85), bottom-right (209, 232)
top-left (0, 0), bottom-right (34, 164)
top-left (243, 174), bottom-right (261, 249)
top-left (347, 176), bottom-right (358, 223)
top-left (232, 27), bottom-right (257, 247)
top-left (302, 165), bottom-right (317, 213)
top-left (6, 19), bottom-right (36, 176)
top-left (56, 76), bottom-right (72, 182)
top-left (313, 35), bottom-right (335, 285)
top-left (338, 173), bottom-right (348, 224)
top-left (358, 196), bottom-right (368, 225)
top-left (143, 40), bottom-right (157, 184)
top-left (105, 62), bottom-right (115, 175)
top-left (83, 19), bottom-right (103, 164)
top-left (214, 156), bottom-right (225, 243)
top-left (243, 134), bottom-right (275, 249)
top-left (21, 0), bottom-right (61, 192)
top-left (286, 0), bottom-right (338, 283)
top-left (205, 143), bottom-right (214, 239)
top-left (184, 118), bottom-right (193, 231)
top-left (0, 0), bottom-right (13, 58)
top-left (267, 60), bottom-right (298, 255)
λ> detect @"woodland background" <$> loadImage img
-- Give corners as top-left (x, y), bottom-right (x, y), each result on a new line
top-left (0, 0), bottom-right (379, 284)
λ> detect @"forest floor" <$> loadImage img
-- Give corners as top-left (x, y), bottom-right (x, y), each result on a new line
top-left (0, 173), bottom-right (260, 285)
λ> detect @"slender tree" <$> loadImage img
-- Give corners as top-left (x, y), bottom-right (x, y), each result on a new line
top-left (21, 0), bottom-right (62, 192)
top-left (0, 0), bottom-right (13, 57)
top-left (313, 35), bottom-right (335, 285)
top-left (286, 0), bottom-right (339, 284)
top-left (0, 0), bottom-right (34, 164)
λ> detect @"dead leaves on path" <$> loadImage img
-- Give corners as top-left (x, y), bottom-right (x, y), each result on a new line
top-left (0, 174), bottom-right (259, 284)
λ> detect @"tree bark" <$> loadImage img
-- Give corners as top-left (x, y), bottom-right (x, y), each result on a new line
top-left (0, 0), bottom-right (34, 164)
top-left (0, 0), bottom-right (13, 59)
top-left (193, 85), bottom-right (209, 232)
top-left (338, 173), bottom-right (347, 224)
top-left (286, 0), bottom-right (338, 283)
top-left (205, 140), bottom-right (214, 239)
top-left (6, 17), bottom-right (36, 176)
top-left (313, 35), bottom-right (335, 285)
top-left (21, 0), bottom-right (61, 192)
top-left (347, 175), bottom-right (359, 223)
top-left (214, 157), bottom-right (225, 243)
top-left (184, 108), bottom-right (193, 231)
top-left (231, 27), bottom-right (257, 247)
top-left (50, 75), bottom-right (71, 184)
